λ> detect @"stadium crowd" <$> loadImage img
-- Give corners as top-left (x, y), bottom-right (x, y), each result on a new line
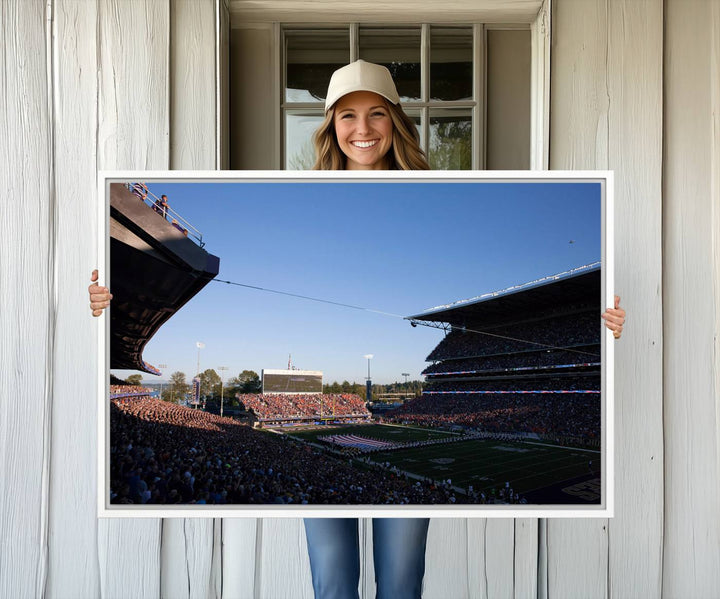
top-left (236, 393), bottom-right (370, 421)
top-left (428, 312), bottom-right (600, 361)
top-left (425, 375), bottom-right (600, 393)
top-left (110, 395), bottom-right (477, 505)
top-left (110, 385), bottom-right (154, 402)
top-left (422, 348), bottom-right (600, 376)
top-left (388, 392), bottom-right (600, 441)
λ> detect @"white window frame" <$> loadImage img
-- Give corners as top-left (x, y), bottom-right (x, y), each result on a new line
top-left (229, 1), bottom-right (551, 171)
top-left (281, 23), bottom-right (495, 170)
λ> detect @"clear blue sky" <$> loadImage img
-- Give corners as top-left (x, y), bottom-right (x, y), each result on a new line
top-left (112, 180), bottom-right (601, 385)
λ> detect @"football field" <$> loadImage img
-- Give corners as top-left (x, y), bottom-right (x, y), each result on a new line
top-left (282, 423), bottom-right (601, 502)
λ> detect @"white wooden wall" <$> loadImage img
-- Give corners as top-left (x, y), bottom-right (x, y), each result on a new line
top-left (1, 0), bottom-right (718, 597)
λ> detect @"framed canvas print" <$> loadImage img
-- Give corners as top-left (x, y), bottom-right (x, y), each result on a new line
top-left (97, 171), bottom-right (614, 518)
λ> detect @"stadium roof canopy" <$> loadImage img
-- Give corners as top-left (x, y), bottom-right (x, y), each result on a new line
top-left (109, 184), bottom-right (220, 374)
top-left (406, 263), bottom-right (601, 328)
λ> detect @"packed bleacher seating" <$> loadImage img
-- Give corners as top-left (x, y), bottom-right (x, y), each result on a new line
top-left (396, 305), bottom-right (602, 447)
top-left (388, 392), bottom-right (600, 443)
top-left (110, 396), bottom-right (476, 505)
top-left (428, 312), bottom-right (600, 361)
top-left (236, 393), bottom-right (370, 422)
top-left (423, 350), bottom-right (599, 376)
top-left (427, 373), bottom-right (599, 391)
top-left (110, 385), bottom-right (154, 401)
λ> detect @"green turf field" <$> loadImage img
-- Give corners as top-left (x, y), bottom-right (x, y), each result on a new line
top-left (280, 423), bottom-right (600, 498)
top-left (373, 439), bottom-right (599, 496)
top-left (286, 423), bottom-right (458, 443)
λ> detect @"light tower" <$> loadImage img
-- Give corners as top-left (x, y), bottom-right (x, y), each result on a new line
top-left (363, 354), bottom-right (373, 402)
top-left (402, 372), bottom-right (410, 401)
top-left (194, 341), bottom-right (205, 409)
top-left (158, 364), bottom-right (168, 399)
top-left (218, 366), bottom-right (228, 417)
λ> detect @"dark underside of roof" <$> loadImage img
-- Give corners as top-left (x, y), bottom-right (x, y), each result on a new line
top-left (407, 269), bottom-right (601, 328)
top-left (109, 184), bottom-right (220, 373)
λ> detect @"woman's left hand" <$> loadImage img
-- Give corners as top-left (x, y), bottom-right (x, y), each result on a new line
top-left (602, 295), bottom-right (625, 339)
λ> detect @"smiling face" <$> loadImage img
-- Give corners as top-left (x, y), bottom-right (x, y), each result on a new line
top-left (333, 91), bottom-right (394, 170)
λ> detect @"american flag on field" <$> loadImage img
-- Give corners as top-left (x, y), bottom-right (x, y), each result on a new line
top-left (320, 434), bottom-right (398, 451)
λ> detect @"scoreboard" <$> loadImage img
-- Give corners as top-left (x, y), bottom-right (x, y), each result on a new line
top-left (262, 369), bottom-right (323, 394)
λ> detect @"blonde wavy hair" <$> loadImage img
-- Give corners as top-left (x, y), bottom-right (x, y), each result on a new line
top-left (312, 100), bottom-right (430, 171)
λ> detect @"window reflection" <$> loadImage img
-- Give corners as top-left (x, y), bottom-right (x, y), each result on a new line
top-left (286, 30), bottom-right (350, 103)
top-left (429, 110), bottom-right (472, 170)
top-left (285, 113), bottom-right (324, 169)
top-left (359, 28), bottom-right (421, 102)
top-left (430, 27), bottom-right (473, 101)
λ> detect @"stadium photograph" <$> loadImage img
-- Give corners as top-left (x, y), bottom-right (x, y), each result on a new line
top-left (102, 174), bottom-right (609, 512)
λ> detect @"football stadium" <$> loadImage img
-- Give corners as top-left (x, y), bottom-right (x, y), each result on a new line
top-left (108, 182), bottom-right (603, 507)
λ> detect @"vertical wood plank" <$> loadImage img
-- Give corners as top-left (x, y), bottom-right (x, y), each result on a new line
top-left (550, 0), bottom-right (666, 596)
top-left (163, 2), bottom-right (220, 598)
top-left (605, 1), bottom-right (664, 597)
top-left (663, 1), bottom-right (720, 595)
top-left (0, 1), bottom-right (52, 598)
top-left (548, 2), bottom-right (609, 595)
top-left (161, 520), bottom-right (216, 599)
top-left (96, 1), bottom-right (170, 596)
top-left (550, 0), bottom-right (609, 171)
top-left (170, 0), bottom-right (216, 170)
top-left (464, 519), bottom-right (517, 599)
top-left (257, 519), bottom-right (314, 598)
top-left (360, 517), bottom-right (374, 598)
top-left (420, 519), bottom-right (471, 599)
top-left (218, 0), bottom-right (230, 169)
top-left (513, 519), bottom-right (538, 599)
top-left (47, 0), bottom-right (102, 596)
top-left (467, 520), bottom-right (488, 598)
top-left (97, 0), bottom-right (170, 171)
top-left (221, 519), bottom-right (258, 599)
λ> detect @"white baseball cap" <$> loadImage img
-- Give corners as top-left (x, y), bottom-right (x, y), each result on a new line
top-left (324, 60), bottom-right (400, 112)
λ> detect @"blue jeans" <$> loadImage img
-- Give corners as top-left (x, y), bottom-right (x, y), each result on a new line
top-left (303, 518), bottom-right (430, 599)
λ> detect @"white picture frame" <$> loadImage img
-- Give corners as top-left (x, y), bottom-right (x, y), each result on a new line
top-left (97, 170), bottom-right (614, 519)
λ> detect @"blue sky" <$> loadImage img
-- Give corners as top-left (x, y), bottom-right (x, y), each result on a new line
top-left (112, 180), bottom-right (601, 385)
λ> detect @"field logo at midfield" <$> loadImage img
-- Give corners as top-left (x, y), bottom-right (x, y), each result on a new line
top-left (320, 434), bottom-right (398, 451)
top-left (430, 458), bottom-right (456, 465)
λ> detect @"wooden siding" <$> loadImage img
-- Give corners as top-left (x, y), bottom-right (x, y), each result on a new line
top-left (1, 0), bottom-right (719, 597)
top-left (48, 2), bottom-right (101, 597)
top-left (550, 1), bottom-right (664, 597)
top-left (0, 1), bottom-right (53, 598)
top-left (663, 1), bottom-right (720, 596)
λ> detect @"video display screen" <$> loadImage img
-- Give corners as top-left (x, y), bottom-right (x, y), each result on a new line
top-left (263, 371), bottom-right (323, 394)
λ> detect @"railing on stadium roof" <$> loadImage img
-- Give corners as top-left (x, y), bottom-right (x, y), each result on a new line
top-left (414, 262), bottom-right (602, 316)
top-left (125, 182), bottom-right (204, 247)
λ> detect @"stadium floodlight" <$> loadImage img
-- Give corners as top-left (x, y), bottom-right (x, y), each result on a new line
top-left (158, 364), bottom-right (168, 399)
top-left (195, 342), bottom-right (205, 405)
top-left (218, 366), bottom-right (229, 417)
top-left (363, 354), bottom-right (373, 380)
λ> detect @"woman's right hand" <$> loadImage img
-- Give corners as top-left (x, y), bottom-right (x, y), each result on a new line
top-left (89, 269), bottom-right (113, 317)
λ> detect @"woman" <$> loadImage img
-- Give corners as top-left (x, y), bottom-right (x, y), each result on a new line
top-left (89, 60), bottom-right (626, 599)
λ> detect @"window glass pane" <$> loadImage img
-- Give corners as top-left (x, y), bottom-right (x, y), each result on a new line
top-left (286, 30), bottom-right (349, 103)
top-left (359, 28), bottom-right (421, 102)
top-left (429, 109), bottom-right (472, 170)
top-left (285, 112), bottom-right (324, 169)
top-left (402, 109), bottom-right (423, 148)
top-left (430, 27), bottom-right (473, 101)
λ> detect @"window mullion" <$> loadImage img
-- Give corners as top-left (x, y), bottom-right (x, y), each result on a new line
top-left (350, 23), bottom-right (359, 61)
top-left (473, 23), bottom-right (485, 170)
top-left (421, 23), bottom-right (430, 154)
